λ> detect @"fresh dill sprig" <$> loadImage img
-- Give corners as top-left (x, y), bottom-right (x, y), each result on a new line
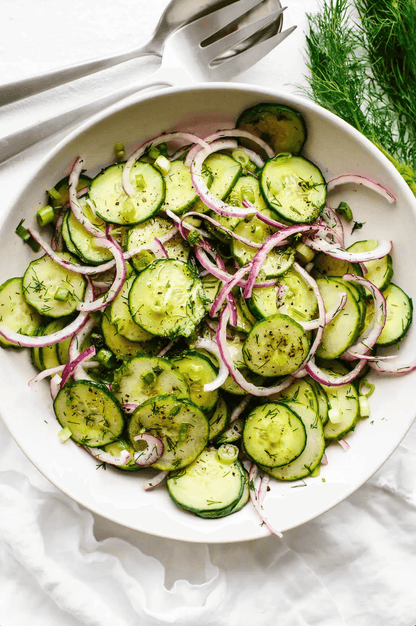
top-left (304, 0), bottom-right (416, 195)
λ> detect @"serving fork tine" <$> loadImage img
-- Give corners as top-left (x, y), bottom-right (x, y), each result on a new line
top-left (0, 0), bottom-right (296, 164)
top-left (169, 2), bottom-right (295, 82)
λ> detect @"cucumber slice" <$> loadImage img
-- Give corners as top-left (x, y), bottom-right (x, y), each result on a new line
top-left (307, 377), bottom-right (329, 427)
top-left (88, 162), bottom-right (165, 225)
top-left (101, 310), bottom-right (161, 360)
top-left (128, 259), bottom-right (206, 339)
top-left (321, 374), bottom-right (360, 441)
top-left (315, 278), bottom-right (364, 359)
top-left (271, 378), bottom-right (319, 415)
top-left (161, 159), bottom-right (211, 214)
top-left (243, 402), bottom-right (307, 468)
top-left (167, 447), bottom-right (245, 516)
top-left (260, 401), bottom-right (325, 480)
top-left (192, 153), bottom-right (242, 214)
top-left (61, 211), bottom-right (79, 256)
top-left (260, 154), bottom-right (326, 223)
top-left (208, 394), bottom-right (230, 441)
top-left (311, 251), bottom-right (362, 279)
top-left (54, 380), bottom-right (125, 447)
top-left (102, 439), bottom-right (142, 471)
top-left (0, 277), bottom-right (41, 348)
top-left (40, 319), bottom-right (67, 370)
top-left (112, 355), bottom-right (190, 406)
top-left (110, 275), bottom-right (154, 343)
top-left (227, 174), bottom-right (268, 211)
top-left (248, 266), bottom-right (318, 323)
top-left (128, 395), bottom-right (209, 470)
top-left (369, 283), bottom-right (413, 346)
top-left (232, 212), bottom-right (295, 278)
top-left (219, 336), bottom-right (265, 395)
top-left (236, 103), bottom-right (307, 154)
top-left (215, 416), bottom-right (244, 444)
top-left (346, 240), bottom-right (393, 294)
top-left (126, 215), bottom-right (190, 271)
top-left (242, 314), bottom-right (310, 377)
top-left (22, 252), bottom-right (87, 318)
top-left (201, 274), bottom-right (221, 312)
top-left (171, 351), bottom-right (219, 414)
top-left (64, 200), bottom-right (113, 265)
top-left (48, 174), bottom-right (91, 210)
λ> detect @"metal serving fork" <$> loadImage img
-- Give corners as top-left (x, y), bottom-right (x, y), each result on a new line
top-left (0, 0), bottom-right (284, 107)
top-left (0, 0), bottom-right (296, 165)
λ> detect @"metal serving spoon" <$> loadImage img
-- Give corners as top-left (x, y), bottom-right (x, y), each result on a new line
top-left (0, 0), bottom-right (282, 107)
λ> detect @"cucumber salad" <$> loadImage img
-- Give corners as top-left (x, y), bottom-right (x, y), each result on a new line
top-left (1, 102), bottom-right (414, 533)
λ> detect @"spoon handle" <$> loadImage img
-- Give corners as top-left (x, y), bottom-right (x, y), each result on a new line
top-left (0, 66), bottom-right (194, 165)
top-left (0, 42), bottom-right (161, 108)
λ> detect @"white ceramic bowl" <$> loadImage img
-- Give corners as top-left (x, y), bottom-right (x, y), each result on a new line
top-left (1, 83), bottom-right (416, 543)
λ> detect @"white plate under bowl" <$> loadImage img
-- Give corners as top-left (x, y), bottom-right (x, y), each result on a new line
top-left (1, 84), bottom-right (416, 543)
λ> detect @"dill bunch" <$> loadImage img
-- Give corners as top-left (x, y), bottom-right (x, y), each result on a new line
top-left (304, 0), bottom-right (416, 194)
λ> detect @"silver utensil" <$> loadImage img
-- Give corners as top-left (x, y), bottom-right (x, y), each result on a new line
top-left (0, 0), bottom-right (295, 165)
top-left (0, 0), bottom-right (283, 107)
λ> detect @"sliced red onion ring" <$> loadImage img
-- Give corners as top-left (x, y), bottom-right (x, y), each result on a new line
top-left (194, 337), bottom-right (229, 392)
top-left (50, 373), bottom-right (62, 400)
top-left (341, 274), bottom-right (387, 358)
top-left (327, 174), bottom-right (396, 203)
top-left (190, 142), bottom-right (259, 219)
top-left (301, 291), bottom-right (347, 332)
top-left (253, 209), bottom-right (287, 229)
top-left (204, 129), bottom-right (275, 159)
top-left (51, 212), bottom-right (65, 251)
top-left (368, 357), bottom-right (416, 376)
top-left (243, 225), bottom-right (317, 299)
top-left (60, 345), bottom-right (96, 388)
top-left (217, 307), bottom-right (293, 397)
top-left (0, 282), bottom-right (94, 348)
top-left (289, 262), bottom-right (326, 377)
top-left (157, 338), bottom-right (178, 358)
top-left (69, 157), bottom-right (104, 237)
top-left (321, 205), bottom-right (345, 247)
top-left (144, 470), bottom-right (169, 491)
top-left (29, 364), bottom-right (65, 386)
top-left (28, 227), bottom-right (117, 275)
top-left (153, 237), bottom-right (169, 259)
top-left (305, 236), bottom-right (392, 263)
top-left (123, 132), bottom-right (210, 196)
top-left (84, 446), bottom-right (131, 466)
top-left (133, 433), bottom-right (164, 467)
top-left (230, 395), bottom-right (251, 422)
top-left (182, 211), bottom-right (262, 249)
top-left (184, 137), bottom-right (238, 167)
top-left (305, 357), bottom-right (368, 386)
top-left (194, 247), bottom-right (276, 289)
top-left (248, 464), bottom-right (282, 538)
top-left (68, 317), bottom-right (97, 382)
top-left (122, 403), bottom-right (139, 414)
top-left (210, 264), bottom-right (250, 319)
top-left (77, 238), bottom-right (126, 312)
top-left (338, 439), bottom-right (350, 451)
top-left (314, 221), bottom-right (344, 247)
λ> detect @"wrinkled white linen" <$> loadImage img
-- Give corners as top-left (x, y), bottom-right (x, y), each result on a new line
top-left (1, 1), bottom-right (416, 624)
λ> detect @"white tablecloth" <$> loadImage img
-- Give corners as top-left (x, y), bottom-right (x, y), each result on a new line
top-left (1, 1), bottom-right (416, 624)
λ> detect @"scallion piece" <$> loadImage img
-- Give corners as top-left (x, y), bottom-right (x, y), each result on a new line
top-left (37, 204), bottom-right (55, 227)
top-left (54, 287), bottom-right (70, 302)
top-left (15, 219), bottom-right (40, 252)
top-left (114, 141), bottom-right (125, 159)
top-left (336, 201), bottom-right (353, 222)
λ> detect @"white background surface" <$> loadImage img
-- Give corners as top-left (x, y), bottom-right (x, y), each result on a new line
top-left (1, 1), bottom-right (416, 624)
